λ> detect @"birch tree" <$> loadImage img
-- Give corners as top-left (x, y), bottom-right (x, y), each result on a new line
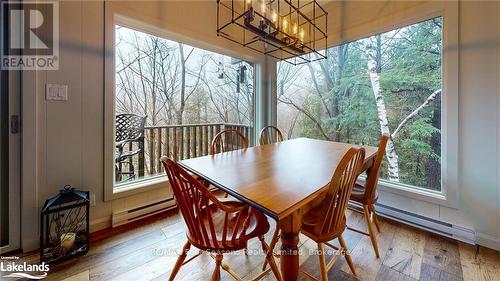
top-left (364, 35), bottom-right (442, 182)
top-left (364, 36), bottom-right (400, 181)
top-left (276, 17), bottom-right (443, 188)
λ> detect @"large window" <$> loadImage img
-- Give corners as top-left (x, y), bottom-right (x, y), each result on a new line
top-left (277, 17), bottom-right (442, 191)
top-left (114, 25), bottom-right (254, 189)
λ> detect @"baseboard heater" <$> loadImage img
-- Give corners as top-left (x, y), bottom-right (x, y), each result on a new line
top-left (349, 202), bottom-right (476, 245)
top-left (112, 197), bottom-right (177, 228)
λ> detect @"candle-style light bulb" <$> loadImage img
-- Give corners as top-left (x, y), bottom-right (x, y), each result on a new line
top-left (261, 1), bottom-right (266, 15)
top-left (299, 28), bottom-right (305, 42)
top-left (292, 22), bottom-right (298, 34)
top-left (271, 10), bottom-right (278, 23)
top-left (246, 0), bottom-right (252, 9)
top-left (282, 18), bottom-right (288, 33)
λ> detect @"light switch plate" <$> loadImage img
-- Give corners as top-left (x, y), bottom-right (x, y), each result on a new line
top-left (46, 84), bottom-right (68, 101)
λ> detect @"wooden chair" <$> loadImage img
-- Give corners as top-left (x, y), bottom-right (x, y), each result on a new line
top-left (347, 134), bottom-right (389, 258)
top-left (208, 129), bottom-right (249, 198)
top-left (161, 157), bottom-right (282, 281)
top-left (258, 125), bottom-right (284, 145)
top-left (211, 129), bottom-right (249, 154)
top-left (299, 147), bottom-right (366, 281)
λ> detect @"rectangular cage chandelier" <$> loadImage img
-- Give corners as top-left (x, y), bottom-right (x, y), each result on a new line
top-left (217, 0), bottom-right (328, 65)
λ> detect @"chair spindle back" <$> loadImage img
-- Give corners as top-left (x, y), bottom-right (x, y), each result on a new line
top-left (363, 134), bottom-right (389, 201)
top-left (314, 147), bottom-right (366, 235)
top-left (211, 129), bottom-right (249, 155)
top-left (259, 126), bottom-right (284, 145)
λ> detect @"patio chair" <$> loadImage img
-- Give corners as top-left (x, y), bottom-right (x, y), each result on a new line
top-left (115, 114), bottom-right (146, 182)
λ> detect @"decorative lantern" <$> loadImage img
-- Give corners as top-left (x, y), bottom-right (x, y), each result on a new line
top-left (40, 185), bottom-right (90, 264)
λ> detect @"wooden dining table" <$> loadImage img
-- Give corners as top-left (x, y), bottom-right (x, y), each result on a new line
top-left (179, 137), bottom-right (378, 281)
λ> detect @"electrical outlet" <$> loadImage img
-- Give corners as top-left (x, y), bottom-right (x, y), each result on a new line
top-left (90, 193), bottom-right (96, 206)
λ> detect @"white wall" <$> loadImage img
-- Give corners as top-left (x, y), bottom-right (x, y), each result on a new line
top-left (458, 1), bottom-right (500, 248)
top-left (20, 0), bottom-right (500, 251)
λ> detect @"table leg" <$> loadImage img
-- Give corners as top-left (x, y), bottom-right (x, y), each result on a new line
top-left (279, 211), bottom-right (303, 281)
top-left (280, 231), bottom-right (300, 280)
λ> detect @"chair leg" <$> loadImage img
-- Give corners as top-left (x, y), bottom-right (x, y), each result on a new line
top-left (168, 241), bottom-right (191, 281)
top-left (115, 164), bottom-right (120, 182)
top-left (130, 163), bottom-right (136, 179)
top-left (259, 235), bottom-right (283, 281)
top-left (370, 204), bottom-right (381, 232)
top-left (363, 205), bottom-right (380, 258)
top-left (220, 259), bottom-right (243, 281)
top-left (129, 157), bottom-right (133, 176)
top-left (262, 227), bottom-right (280, 270)
top-left (118, 160), bottom-right (123, 181)
top-left (212, 254), bottom-right (223, 281)
top-left (338, 235), bottom-right (356, 276)
top-left (317, 243), bottom-right (329, 281)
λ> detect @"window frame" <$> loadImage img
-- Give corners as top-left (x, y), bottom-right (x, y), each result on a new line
top-left (104, 10), bottom-right (261, 201)
top-left (376, 8), bottom-right (459, 209)
top-left (274, 6), bottom-right (459, 208)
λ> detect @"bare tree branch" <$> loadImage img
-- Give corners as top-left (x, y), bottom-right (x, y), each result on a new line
top-left (278, 97), bottom-right (330, 140)
top-left (392, 89), bottom-right (441, 139)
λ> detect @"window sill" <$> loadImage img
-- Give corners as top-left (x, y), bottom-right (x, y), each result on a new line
top-left (358, 177), bottom-right (452, 207)
top-left (107, 175), bottom-right (168, 201)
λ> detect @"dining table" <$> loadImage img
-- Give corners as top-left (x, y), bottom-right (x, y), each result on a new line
top-left (179, 137), bottom-right (379, 281)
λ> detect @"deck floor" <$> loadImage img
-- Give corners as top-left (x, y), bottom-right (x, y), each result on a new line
top-left (8, 209), bottom-right (500, 281)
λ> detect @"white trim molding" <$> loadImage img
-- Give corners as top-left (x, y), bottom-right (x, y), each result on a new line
top-left (20, 65), bottom-right (42, 252)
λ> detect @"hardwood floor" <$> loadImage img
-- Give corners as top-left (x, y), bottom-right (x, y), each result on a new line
top-left (8, 209), bottom-right (500, 281)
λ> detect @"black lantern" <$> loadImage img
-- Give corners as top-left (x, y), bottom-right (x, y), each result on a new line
top-left (40, 185), bottom-right (90, 264)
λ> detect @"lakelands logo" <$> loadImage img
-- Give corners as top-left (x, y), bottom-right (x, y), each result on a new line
top-left (1, 1), bottom-right (59, 70)
top-left (0, 258), bottom-right (49, 279)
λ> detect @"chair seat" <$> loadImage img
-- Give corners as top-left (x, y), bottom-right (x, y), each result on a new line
top-left (115, 149), bottom-right (141, 162)
top-left (350, 182), bottom-right (378, 205)
top-left (187, 201), bottom-right (270, 252)
top-left (300, 203), bottom-right (347, 242)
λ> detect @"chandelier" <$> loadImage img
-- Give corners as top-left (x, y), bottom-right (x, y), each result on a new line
top-left (216, 0), bottom-right (328, 65)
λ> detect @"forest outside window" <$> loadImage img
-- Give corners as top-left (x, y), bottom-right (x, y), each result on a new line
top-left (113, 24), bottom-right (255, 190)
top-left (277, 17), bottom-right (443, 192)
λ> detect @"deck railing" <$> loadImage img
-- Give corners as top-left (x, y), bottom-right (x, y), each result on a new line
top-left (127, 123), bottom-right (253, 179)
